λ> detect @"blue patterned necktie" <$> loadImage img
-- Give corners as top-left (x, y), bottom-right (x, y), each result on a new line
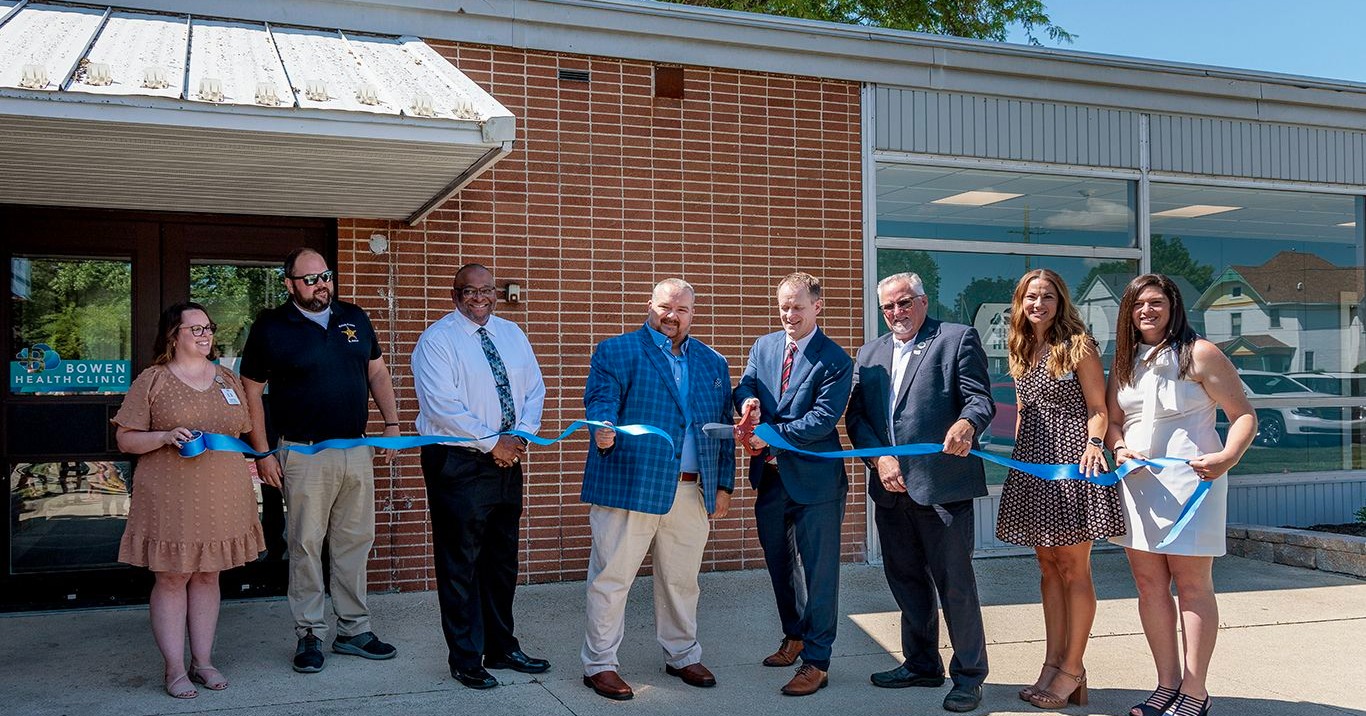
top-left (477, 327), bottom-right (516, 432)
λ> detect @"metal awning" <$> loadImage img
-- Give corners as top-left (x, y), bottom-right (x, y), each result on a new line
top-left (0, 1), bottom-right (516, 224)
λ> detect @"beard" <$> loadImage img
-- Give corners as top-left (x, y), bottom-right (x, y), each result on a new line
top-left (292, 288), bottom-right (331, 313)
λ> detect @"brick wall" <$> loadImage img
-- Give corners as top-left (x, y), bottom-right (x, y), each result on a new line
top-left (340, 43), bottom-right (864, 592)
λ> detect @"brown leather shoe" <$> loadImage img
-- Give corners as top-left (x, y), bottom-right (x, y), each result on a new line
top-left (583, 671), bottom-right (634, 700)
top-left (665, 662), bottom-right (717, 688)
top-left (781, 664), bottom-right (828, 696)
top-left (763, 637), bottom-right (804, 667)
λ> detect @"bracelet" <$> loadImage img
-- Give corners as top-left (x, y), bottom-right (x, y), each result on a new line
top-left (383, 422), bottom-right (399, 427)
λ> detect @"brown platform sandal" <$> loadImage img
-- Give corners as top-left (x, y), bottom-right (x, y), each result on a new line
top-left (1018, 663), bottom-right (1059, 701)
top-left (1029, 667), bottom-right (1087, 709)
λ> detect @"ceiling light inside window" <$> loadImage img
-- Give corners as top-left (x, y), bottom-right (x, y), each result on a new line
top-left (1151, 204), bottom-right (1241, 218)
top-left (931, 191), bottom-right (1022, 207)
top-left (1338, 221), bottom-right (1356, 227)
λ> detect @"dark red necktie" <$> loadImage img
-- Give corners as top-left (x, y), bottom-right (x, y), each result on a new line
top-left (780, 341), bottom-right (797, 394)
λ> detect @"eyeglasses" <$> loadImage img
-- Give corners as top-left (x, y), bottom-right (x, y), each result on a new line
top-left (181, 323), bottom-right (218, 337)
top-left (879, 295), bottom-right (923, 313)
top-left (287, 270), bottom-right (335, 286)
top-left (458, 287), bottom-right (498, 299)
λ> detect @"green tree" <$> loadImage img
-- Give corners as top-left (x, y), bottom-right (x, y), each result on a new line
top-left (1150, 234), bottom-right (1215, 292)
top-left (954, 275), bottom-right (1016, 324)
top-left (1073, 235), bottom-right (1216, 300)
top-left (877, 248), bottom-right (940, 301)
top-left (670, 0), bottom-right (1072, 44)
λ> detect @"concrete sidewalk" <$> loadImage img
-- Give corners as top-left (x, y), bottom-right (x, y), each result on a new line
top-left (3, 552), bottom-right (1364, 716)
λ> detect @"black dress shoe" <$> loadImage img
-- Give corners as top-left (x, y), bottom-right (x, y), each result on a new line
top-left (484, 649), bottom-right (550, 674)
top-left (870, 664), bottom-right (946, 688)
top-left (451, 665), bottom-right (498, 690)
top-left (943, 684), bottom-right (983, 712)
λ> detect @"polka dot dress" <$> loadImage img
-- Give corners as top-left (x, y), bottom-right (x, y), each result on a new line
top-left (995, 349), bottom-right (1125, 547)
top-left (113, 364), bottom-right (265, 573)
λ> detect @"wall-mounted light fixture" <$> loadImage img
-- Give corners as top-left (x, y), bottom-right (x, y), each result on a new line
top-left (505, 283), bottom-right (522, 303)
top-left (368, 233), bottom-right (389, 254)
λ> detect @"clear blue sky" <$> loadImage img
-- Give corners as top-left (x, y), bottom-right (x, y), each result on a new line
top-left (1005, 0), bottom-right (1366, 84)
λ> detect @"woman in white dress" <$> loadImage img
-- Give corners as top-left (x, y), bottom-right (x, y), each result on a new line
top-left (1104, 274), bottom-right (1256, 716)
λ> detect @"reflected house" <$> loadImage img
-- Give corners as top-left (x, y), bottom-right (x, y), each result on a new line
top-left (1193, 252), bottom-right (1366, 373)
top-left (1075, 273), bottom-right (1204, 364)
top-left (972, 302), bottom-right (1012, 375)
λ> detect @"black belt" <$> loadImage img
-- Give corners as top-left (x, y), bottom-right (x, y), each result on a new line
top-left (280, 436), bottom-right (362, 446)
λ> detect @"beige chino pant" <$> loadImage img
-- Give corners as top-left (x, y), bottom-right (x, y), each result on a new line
top-left (278, 442), bottom-right (376, 640)
top-left (582, 481), bottom-right (709, 676)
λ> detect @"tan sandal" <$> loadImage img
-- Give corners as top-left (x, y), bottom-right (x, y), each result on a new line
top-left (190, 664), bottom-right (229, 691)
top-left (1029, 667), bottom-right (1087, 709)
top-left (165, 673), bottom-right (199, 699)
top-left (1018, 663), bottom-right (1058, 701)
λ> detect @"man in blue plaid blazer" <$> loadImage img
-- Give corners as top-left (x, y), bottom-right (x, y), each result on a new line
top-left (579, 278), bottom-right (735, 701)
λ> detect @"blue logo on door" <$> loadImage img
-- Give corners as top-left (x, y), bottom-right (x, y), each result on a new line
top-left (15, 344), bottom-right (60, 372)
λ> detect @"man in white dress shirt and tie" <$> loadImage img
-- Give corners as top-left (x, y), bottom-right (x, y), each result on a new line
top-left (412, 263), bottom-right (549, 689)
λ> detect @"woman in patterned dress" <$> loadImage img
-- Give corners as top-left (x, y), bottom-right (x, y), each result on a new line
top-left (995, 269), bottom-right (1122, 709)
top-left (1106, 275), bottom-right (1256, 716)
top-left (113, 303), bottom-right (266, 699)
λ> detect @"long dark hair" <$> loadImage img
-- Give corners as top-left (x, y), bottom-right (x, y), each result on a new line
top-left (152, 302), bottom-right (219, 365)
top-left (1112, 274), bottom-right (1198, 388)
top-left (1006, 269), bottom-right (1091, 380)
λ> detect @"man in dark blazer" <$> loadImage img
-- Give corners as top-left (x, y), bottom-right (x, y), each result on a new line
top-left (845, 271), bottom-right (995, 713)
top-left (580, 278), bottom-right (735, 701)
top-left (734, 272), bottom-right (853, 697)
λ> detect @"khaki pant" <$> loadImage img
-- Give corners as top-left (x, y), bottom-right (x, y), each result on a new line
top-left (279, 442), bottom-right (376, 640)
top-left (582, 482), bottom-right (709, 675)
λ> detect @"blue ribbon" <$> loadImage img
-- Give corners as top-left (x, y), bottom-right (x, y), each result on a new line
top-left (753, 423), bottom-right (1206, 549)
top-left (178, 420), bottom-right (674, 459)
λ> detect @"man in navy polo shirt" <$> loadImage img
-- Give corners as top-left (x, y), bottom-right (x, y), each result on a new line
top-left (240, 247), bottom-right (401, 673)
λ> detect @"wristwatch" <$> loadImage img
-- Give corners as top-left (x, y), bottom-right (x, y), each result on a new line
top-left (1088, 436), bottom-right (1104, 448)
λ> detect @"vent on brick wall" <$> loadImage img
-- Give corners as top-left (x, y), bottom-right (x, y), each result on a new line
top-left (558, 69), bottom-right (591, 83)
top-left (655, 66), bottom-right (683, 99)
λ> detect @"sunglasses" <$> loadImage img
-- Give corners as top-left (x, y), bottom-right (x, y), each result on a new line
top-left (879, 295), bottom-right (922, 313)
top-left (181, 323), bottom-right (218, 337)
top-left (288, 269), bottom-right (335, 286)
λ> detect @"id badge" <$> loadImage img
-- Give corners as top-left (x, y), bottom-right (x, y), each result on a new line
top-left (221, 388), bottom-right (242, 405)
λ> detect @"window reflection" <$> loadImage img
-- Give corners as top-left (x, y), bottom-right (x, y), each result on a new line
top-left (877, 165), bottom-right (1135, 247)
top-left (190, 262), bottom-right (287, 375)
top-left (876, 249), bottom-right (1139, 484)
top-left (9, 258), bottom-right (132, 395)
top-left (1151, 184), bottom-right (1365, 469)
top-left (10, 461), bottom-right (131, 573)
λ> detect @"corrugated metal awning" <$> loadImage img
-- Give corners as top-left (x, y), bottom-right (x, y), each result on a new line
top-left (0, 1), bottom-right (515, 224)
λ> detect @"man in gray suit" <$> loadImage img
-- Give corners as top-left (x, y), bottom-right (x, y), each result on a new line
top-left (735, 272), bottom-right (853, 697)
top-left (845, 272), bottom-right (995, 713)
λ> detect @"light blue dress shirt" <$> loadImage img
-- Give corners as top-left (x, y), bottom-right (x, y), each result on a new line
top-left (645, 323), bottom-right (700, 473)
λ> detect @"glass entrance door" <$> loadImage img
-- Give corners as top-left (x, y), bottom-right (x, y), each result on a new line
top-left (2, 207), bottom-right (331, 610)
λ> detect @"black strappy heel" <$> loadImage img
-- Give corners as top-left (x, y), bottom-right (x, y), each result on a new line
top-left (1129, 685), bottom-right (1180, 716)
top-left (1166, 692), bottom-right (1212, 716)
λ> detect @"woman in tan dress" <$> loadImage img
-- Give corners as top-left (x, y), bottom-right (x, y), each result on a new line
top-left (114, 302), bottom-right (265, 699)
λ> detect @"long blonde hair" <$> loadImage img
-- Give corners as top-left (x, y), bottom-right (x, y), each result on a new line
top-left (1006, 269), bottom-right (1091, 380)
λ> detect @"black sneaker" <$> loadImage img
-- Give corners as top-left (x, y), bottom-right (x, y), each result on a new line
top-left (332, 631), bottom-right (397, 660)
top-left (293, 630), bottom-right (325, 673)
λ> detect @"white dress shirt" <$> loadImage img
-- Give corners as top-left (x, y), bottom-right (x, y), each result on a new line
top-left (888, 336), bottom-right (919, 440)
top-left (412, 310), bottom-right (546, 452)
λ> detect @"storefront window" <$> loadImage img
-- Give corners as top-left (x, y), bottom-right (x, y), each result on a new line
top-left (9, 461), bottom-right (131, 573)
top-left (9, 257), bottom-right (132, 395)
top-left (1150, 184), bottom-right (1364, 473)
top-left (876, 248), bottom-right (1138, 483)
top-left (877, 164), bottom-right (1135, 248)
top-left (190, 262), bottom-right (287, 374)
